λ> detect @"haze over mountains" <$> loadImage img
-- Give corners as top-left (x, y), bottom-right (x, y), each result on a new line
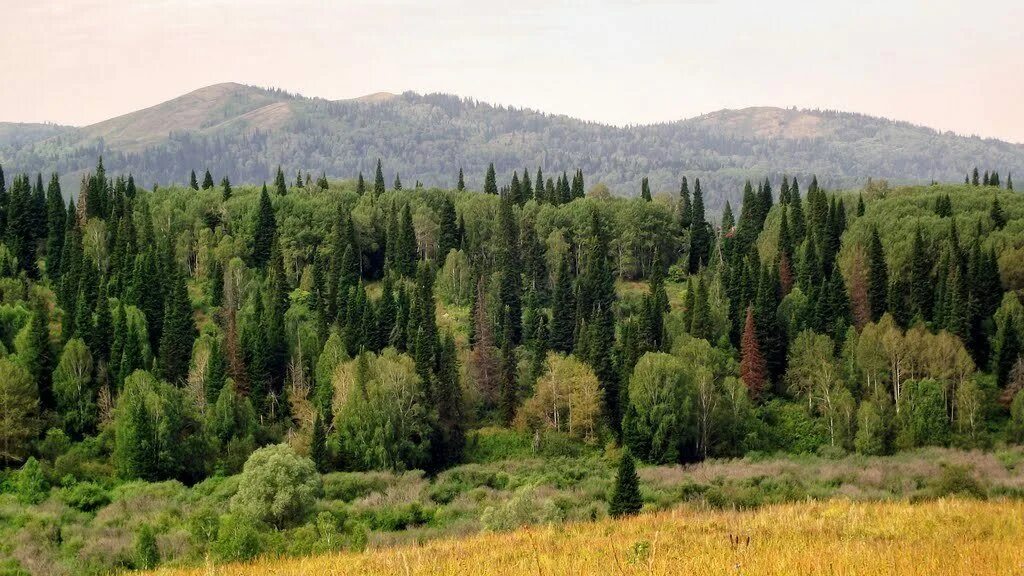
top-left (2, 82), bottom-right (1021, 211)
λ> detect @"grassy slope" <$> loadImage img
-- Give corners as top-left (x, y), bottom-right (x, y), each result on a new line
top-left (151, 499), bottom-right (1024, 576)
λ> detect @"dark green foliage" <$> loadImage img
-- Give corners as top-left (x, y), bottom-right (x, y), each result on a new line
top-left (374, 159), bottom-right (386, 196)
top-left (275, 166), bottom-right (288, 196)
top-left (867, 228), bottom-right (888, 321)
top-left (609, 451), bottom-right (642, 518)
top-left (202, 170), bottom-right (215, 190)
top-left (688, 179), bottom-right (710, 272)
top-left (158, 262), bottom-right (196, 384)
top-left (190, 170), bottom-right (199, 190)
top-left (251, 184), bottom-right (276, 268)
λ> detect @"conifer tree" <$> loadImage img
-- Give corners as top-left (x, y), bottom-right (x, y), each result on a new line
top-left (433, 332), bottom-right (465, 467)
top-left (221, 177), bottom-right (232, 201)
top-left (1007, 172), bottom-right (1013, 191)
top-left (609, 451), bottom-right (642, 518)
top-left (45, 174), bottom-right (65, 280)
top-left (24, 302), bottom-right (55, 410)
top-left (992, 314), bottom-right (1020, 388)
top-left (867, 227), bottom-right (888, 321)
top-left (678, 177), bottom-right (692, 230)
top-left (393, 172), bottom-right (402, 191)
top-left (549, 254), bottom-right (576, 353)
top-left (356, 172), bottom-right (366, 195)
top-left (374, 159), bottom-right (386, 196)
top-left (251, 184), bottom-right (276, 269)
top-left (534, 167), bottom-right (545, 202)
top-left (640, 177), bottom-right (652, 201)
top-left (158, 261), bottom-right (196, 385)
top-left (437, 197), bottom-right (458, 260)
top-left (274, 166), bottom-right (287, 196)
top-left (972, 167), bottom-right (980, 186)
top-left (484, 163), bottom-right (498, 195)
top-left (688, 178), bottom-right (710, 273)
top-left (457, 167), bottom-right (465, 191)
top-left (991, 195), bottom-right (1007, 230)
top-left (495, 195), bottom-right (522, 344)
top-left (202, 170), bottom-right (214, 190)
top-left (740, 307), bottom-right (766, 400)
top-left (189, 170), bottom-right (199, 191)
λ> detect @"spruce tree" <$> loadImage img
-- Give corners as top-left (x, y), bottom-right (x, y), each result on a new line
top-left (993, 316), bottom-right (1020, 388)
top-left (189, 170), bottom-right (199, 191)
top-left (433, 332), bottom-right (465, 467)
top-left (867, 227), bottom-right (888, 321)
top-left (688, 178), bottom-right (710, 273)
top-left (609, 451), bottom-right (642, 518)
top-left (274, 166), bottom-right (287, 196)
top-left (158, 261), bottom-right (196, 384)
top-left (310, 413), bottom-right (326, 472)
top-left (495, 195), bottom-right (522, 344)
top-left (740, 307), bottom-right (766, 400)
top-left (45, 174), bottom-right (65, 280)
top-left (457, 167), bottom-right (465, 191)
top-left (549, 254), bottom-right (576, 353)
top-left (25, 302), bottom-right (55, 410)
top-left (678, 177), bottom-right (692, 230)
top-left (640, 177), bottom-right (652, 201)
top-left (374, 159), bottom-right (386, 196)
top-left (221, 177), bottom-right (232, 201)
top-left (991, 195), bottom-right (1007, 230)
top-left (251, 184), bottom-right (276, 269)
top-left (484, 163), bottom-right (498, 195)
top-left (1008, 172), bottom-right (1013, 191)
top-left (393, 172), bottom-right (402, 191)
top-left (356, 172), bottom-right (366, 195)
top-left (202, 170), bottom-right (214, 190)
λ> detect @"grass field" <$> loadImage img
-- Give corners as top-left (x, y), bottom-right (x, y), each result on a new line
top-left (152, 499), bottom-right (1024, 576)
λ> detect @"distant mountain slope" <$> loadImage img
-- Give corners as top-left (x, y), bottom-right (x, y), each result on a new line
top-left (1, 83), bottom-right (1021, 211)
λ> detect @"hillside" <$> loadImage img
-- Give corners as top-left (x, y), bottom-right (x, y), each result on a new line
top-left (149, 499), bottom-right (1024, 576)
top-left (1, 83), bottom-right (1022, 211)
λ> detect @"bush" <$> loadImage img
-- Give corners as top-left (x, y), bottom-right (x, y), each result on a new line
top-left (59, 481), bottom-right (110, 512)
top-left (322, 472), bottom-right (388, 502)
top-left (134, 524), bottom-right (159, 569)
top-left (928, 464), bottom-right (987, 499)
top-left (14, 457), bottom-right (48, 505)
top-left (230, 444), bottom-right (321, 528)
top-left (213, 514), bottom-right (262, 562)
top-left (481, 486), bottom-right (563, 531)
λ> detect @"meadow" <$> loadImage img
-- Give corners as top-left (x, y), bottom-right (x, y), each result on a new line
top-left (150, 498), bottom-right (1024, 576)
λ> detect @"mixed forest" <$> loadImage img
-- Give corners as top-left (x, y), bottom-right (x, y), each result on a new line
top-left (0, 157), bottom-right (1022, 574)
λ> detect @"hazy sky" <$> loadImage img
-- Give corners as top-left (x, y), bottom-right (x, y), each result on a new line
top-left (3, 0), bottom-right (1023, 142)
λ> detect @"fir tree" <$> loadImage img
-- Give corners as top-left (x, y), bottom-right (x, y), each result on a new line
top-left (189, 170), bottom-right (199, 191)
top-left (373, 159), bottom-right (385, 196)
top-left (740, 307), bottom-right (766, 400)
top-left (678, 176), bottom-right (692, 230)
top-left (991, 195), bottom-right (1007, 230)
top-left (484, 163), bottom-right (498, 195)
top-left (609, 451), bottom-right (642, 518)
top-left (251, 184), bottom-right (276, 269)
top-left (457, 167), bottom-right (465, 191)
top-left (221, 177), bottom-right (232, 201)
top-left (495, 195), bottom-right (522, 345)
top-left (549, 254), bottom-right (576, 353)
top-left (356, 172), bottom-right (366, 195)
top-left (688, 178), bottom-right (710, 273)
top-left (640, 177), bottom-right (652, 201)
top-left (274, 166), bottom-right (287, 196)
top-left (25, 302), bottom-right (55, 410)
top-left (158, 261), bottom-right (196, 384)
top-left (433, 332), bottom-right (465, 467)
top-left (393, 172), bottom-right (402, 191)
top-left (201, 170), bottom-right (214, 190)
top-left (45, 174), bottom-right (65, 280)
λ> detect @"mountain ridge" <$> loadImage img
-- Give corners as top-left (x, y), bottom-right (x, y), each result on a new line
top-left (1, 83), bottom-right (1021, 209)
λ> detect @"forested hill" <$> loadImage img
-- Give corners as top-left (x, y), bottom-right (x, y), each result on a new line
top-left (2, 82), bottom-right (1023, 211)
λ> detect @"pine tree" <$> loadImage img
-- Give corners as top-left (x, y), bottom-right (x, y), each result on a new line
top-left (189, 170), bottom-right (199, 191)
top-left (534, 167), bottom-right (545, 202)
top-left (609, 451), bottom-right (642, 517)
top-left (158, 260), bottom-right (196, 384)
top-left (373, 159), bottom-right (385, 196)
top-left (457, 167), bottom-right (465, 191)
top-left (202, 170), bottom-right (214, 190)
top-left (1007, 172), bottom-right (1014, 191)
top-left (740, 307), bottom-right (766, 400)
top-left (972, 167), bottom-right (980, 186)
top-left (495, 195), bottom-right (522, 345)
top-left (356, 172), bottom-right (366, 195)
top-left (867, 227), bottom-right (888, 321)
top-left (393, 172), bottom-right (402, 191)
top-left (433, 332), bottom-right (465, 467)
top-left (484, 163), bottom-right (498, 195)
top-left (437, 197), bottom-right (458, 260)
top-left (993, 315), bottom-right (1020, 388)
top-left (251, 184), bottom-right (276, 268)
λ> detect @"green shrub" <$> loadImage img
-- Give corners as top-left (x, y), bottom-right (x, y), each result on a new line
top-left (230, 444), bottom-right (321, 528)
top-left (322, 472), bottom-right (388, 502)
top-left (134, 524), bottom-right (159, 569)
top-left (59, 481), bottom-right (110, 512)
top-left (213, 514), bottom-right (261, 562)
top-left (14, 458), bottom-right (48, 505)
top-left (928, 464), bottom-right (987, 499)
top-left (463, 427), bottom-right (534, 463)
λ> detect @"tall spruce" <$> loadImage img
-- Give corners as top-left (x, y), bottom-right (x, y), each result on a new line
top-left (251, 184), bottom-right (276, 269)
top-left (867, 227), bottom-right (888, 321)
top-left (609, 451), bottom-right (642, 518)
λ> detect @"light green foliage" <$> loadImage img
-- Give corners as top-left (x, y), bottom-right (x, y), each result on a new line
top-left (897, 379), bottom-right (950, 448)
top-left (437, 249), bottom-right (473, 305)
top-left (52, 337), bottom-right (95, 436)
top-left (0, 357), bottom-right (39, 464)
top-left (623, 352), bottom-right (697, 464)
top-left (230, 443), bottom-right (321, 528)
top-left (333, 350), bottom-right (433, 471)
top-left (14, 457), bottom-right (48, 504)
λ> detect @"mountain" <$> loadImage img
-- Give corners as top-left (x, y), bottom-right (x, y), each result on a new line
top-left (1, 83), bottom-right (1021, 212)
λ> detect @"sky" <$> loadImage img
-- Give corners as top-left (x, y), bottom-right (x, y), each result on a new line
top-left (2, 0), bottom-right (1023, 142)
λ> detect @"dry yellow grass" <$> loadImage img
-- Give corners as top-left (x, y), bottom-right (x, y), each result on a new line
top-left (154, 499), bottom-right (1024, 576)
